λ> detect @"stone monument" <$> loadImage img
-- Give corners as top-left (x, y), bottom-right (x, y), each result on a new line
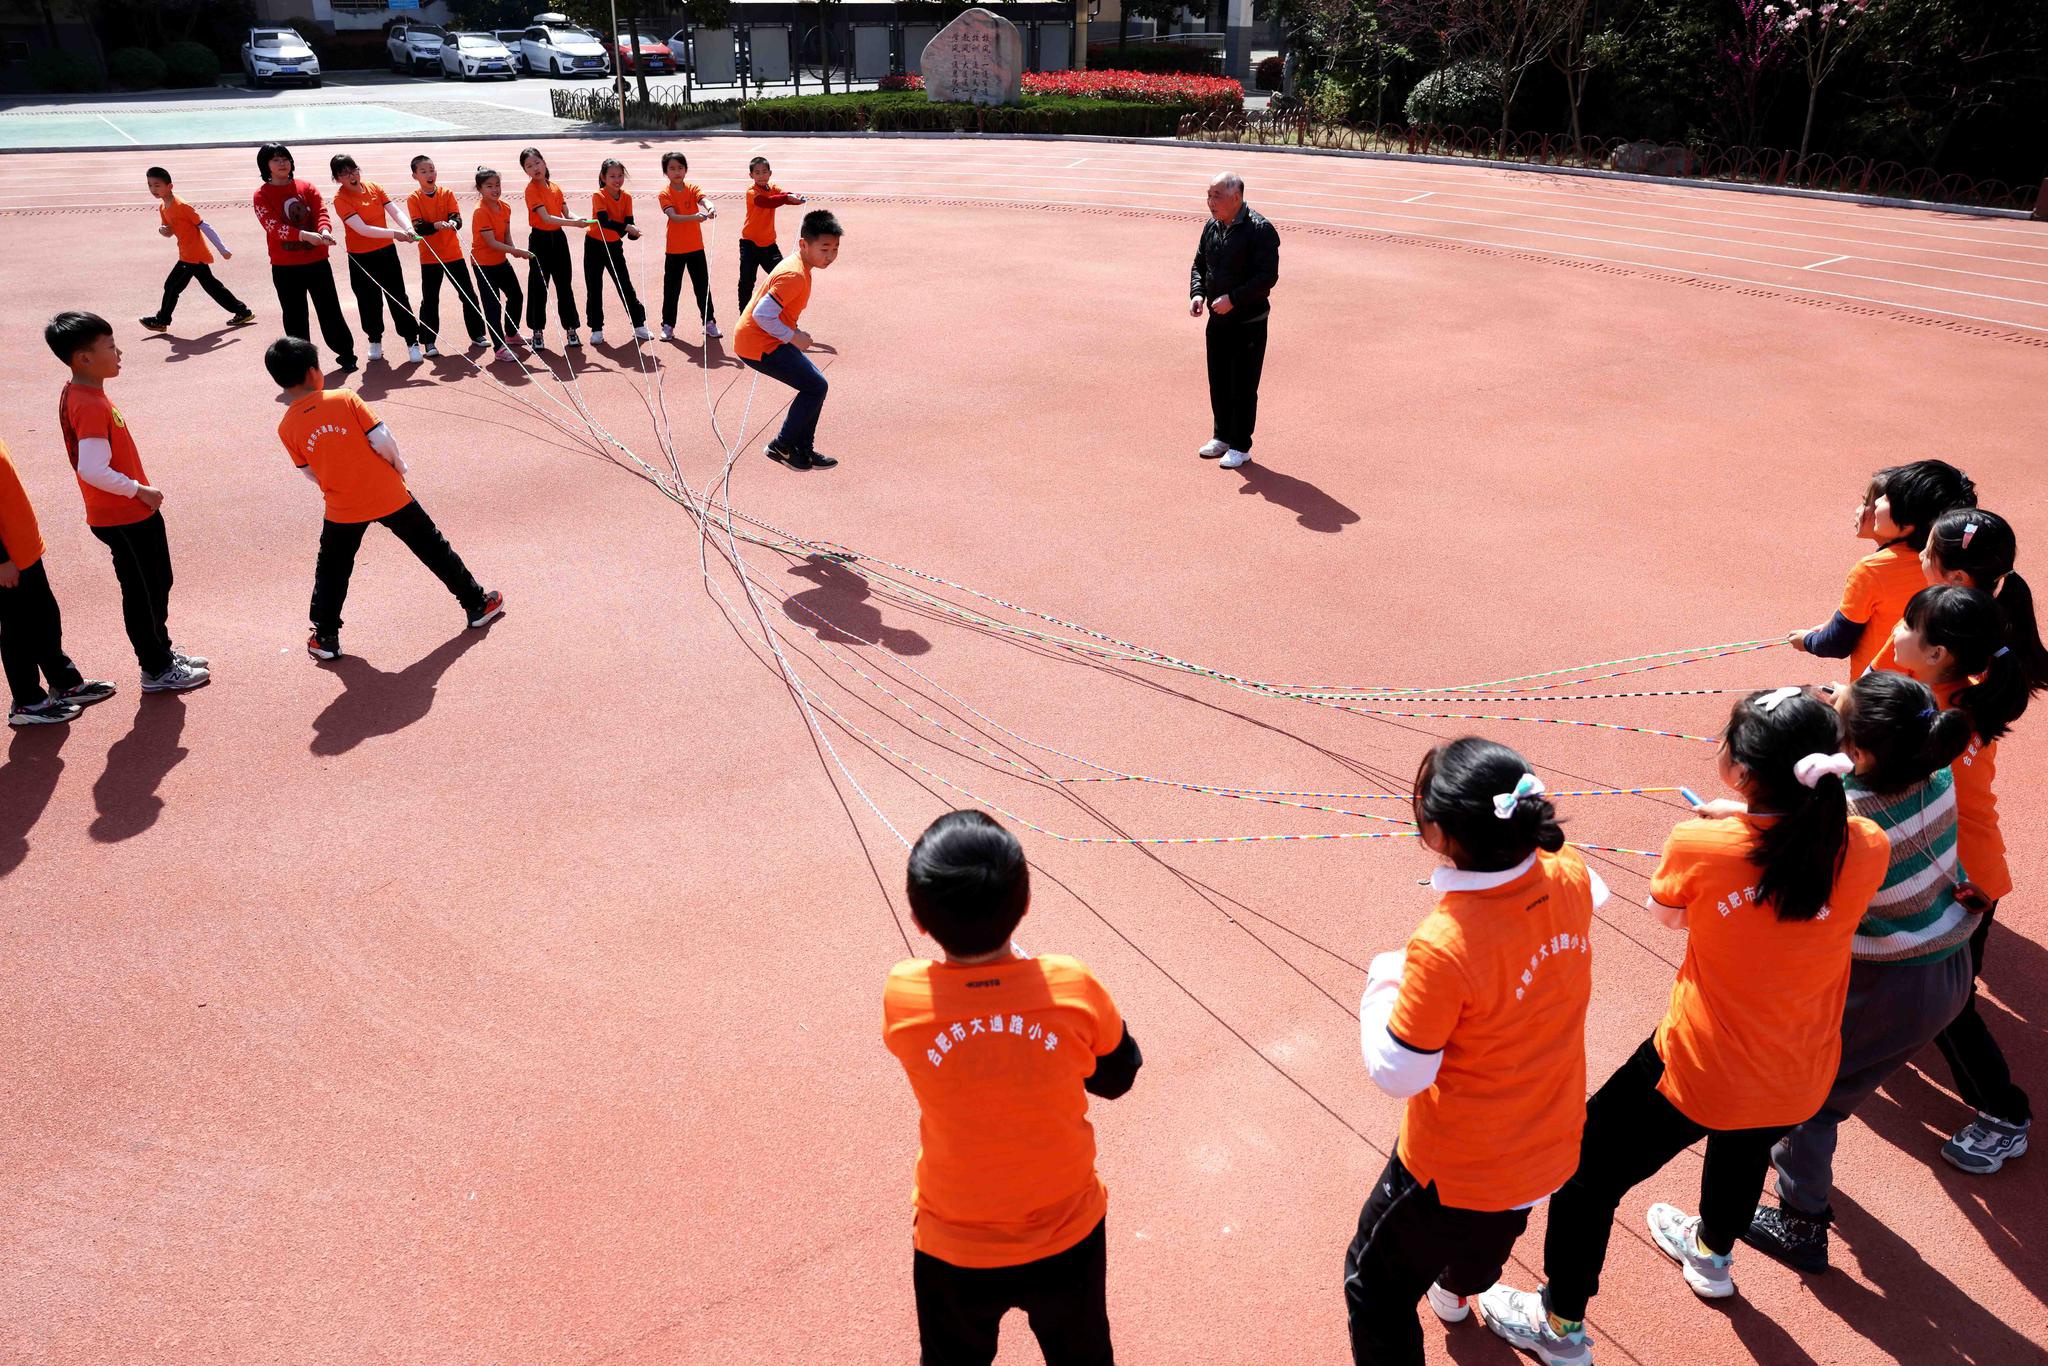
top-left (921, 8), bottom-right (1024, 106)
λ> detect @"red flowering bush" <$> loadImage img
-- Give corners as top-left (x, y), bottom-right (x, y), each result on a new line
top-left (874, 70), bottom-right (1242, 114)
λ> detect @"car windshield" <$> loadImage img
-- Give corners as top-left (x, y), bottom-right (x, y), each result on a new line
top-left (253, 31), bottom-right (300, 47)
top-left (457, 34), bottom-right (497, 48)
top-left (545, 29), bottom-right (587, 44)
top-left (411, 25), bottom-right (446, 36)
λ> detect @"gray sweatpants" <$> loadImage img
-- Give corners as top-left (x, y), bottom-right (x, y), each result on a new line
top-left (1772, 950), bottom-right (1974, 1215)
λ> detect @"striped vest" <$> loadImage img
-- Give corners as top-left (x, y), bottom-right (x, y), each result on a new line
top-left (1846, 769), bottom-right (1973, 965)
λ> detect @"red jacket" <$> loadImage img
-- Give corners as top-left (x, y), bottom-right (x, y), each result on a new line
top-left (253, 179), bottom-right (332, 265)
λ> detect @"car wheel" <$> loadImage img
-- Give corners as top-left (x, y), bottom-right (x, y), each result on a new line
top-left (309, 77), bottom-right (322, 88)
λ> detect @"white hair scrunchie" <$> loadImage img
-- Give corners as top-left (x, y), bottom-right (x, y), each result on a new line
top-left (1492, 772), bottom-right (1545, 819)
top-left (1757, 686), bottom-right (1804, 713)
top-left (1795, 752), bottom-right (1855, 788)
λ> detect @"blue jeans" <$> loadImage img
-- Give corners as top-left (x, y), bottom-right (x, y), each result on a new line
top-left (744, 343), bottom-right (828, 452)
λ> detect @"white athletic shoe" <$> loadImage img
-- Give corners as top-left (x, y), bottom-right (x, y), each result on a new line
top-left (704, 319), bottom-right (722, 339)
top-left (495, 346), bottom-right (517, 363)
top-left (565, 330), bottom-right (582, 348)
top-left (529, 331), bottom-right (546, 351)
top-left (1220, 448), bottom-right (1252, 469)
top-left (1647, 1204), bottom-right (1735, 1299)
top-left (407, 343), bottom-right (425, 363)
top-left (1427, 1282), bottom-right (1471, 1323)
top-left (1477, 1286), bottom-right (1592, 1365)
top-left (469, 335), bottom-right (488, 351)
top-left (423, 342), bottom-right (441, 358)
top-left (1198, 438), bottom-right (1228, 459)
top-left (660, 324), bottom-right (674, 341)
top-left (367, 341), bottom-right (384, 362)
top-left (632, 325), bottom-right (653, 342)
top-left (588, 329), bottom-right (606, 346)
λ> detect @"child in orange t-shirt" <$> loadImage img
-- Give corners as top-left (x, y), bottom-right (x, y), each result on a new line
top-left (470, 165), bottom-right (533, 363)
top-left (1887, 577), bottom-right (2046, 1174)
top-left (882, 810), bottom-right (1141, 1366)
top-left (737, 155), bottom-right (805, 309)
top-left (583, 158), bottom-right (650, 345)
top-left (140, 166), bottom-right (253, 334)
top-left (0, 434), bottom-right (116, 726)
top-left (655, 151), bottom-right (718, 341)
top-left (407, 154), bottom-right (486, 357)
top-left (330, 153), bottom-right (424, 364)
top-left (265, 336), bottom-right (503, 659)
top-left (518, 147), bottom-right (594, 351)
top-left (44, 311), bottom-right (209, 694)
top-left (1349, 740), bottom-right (1602, 1365)
top-left (1483, 688), bottom-right (1886, 1361)
top-left (1789, 459), bottom-right (1976, 677)
top-left (736, 210), bottom-right (842, 471)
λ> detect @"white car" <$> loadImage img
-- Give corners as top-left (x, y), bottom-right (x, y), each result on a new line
top-left (440, 32), bottom-right (519, 81)
top-left (241, 28), bottom-right (322, 87)
top-left (387, 23), bottom-right (447, 75)
top-left (518, 14), bottom-right (610, 78)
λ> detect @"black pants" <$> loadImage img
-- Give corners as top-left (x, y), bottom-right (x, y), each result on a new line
top-left (271, 260), bottom-right (355, 364)
top-left (583, 236), bottom-right (645, 332)
top-left (89, 511), bottom-right (175, 677)
top-left (737, 238), bottom-right (782, 309)
top-left (1204, 316), bottom-right (1268, 454)
top-left (1935, 904), bottom-right (2031, 1124)
top-left (1344, 1151), bottom-right (1530, 1366)
top-left (912, 1218), bottom-right (1112, 1366)
top-left (0, 560), bottom-right (85, 708)
top-left (153, 261), bottom-right (248, 324)
top-left (662, 249), bottom-right (715, 328)
top-left (418, 259), bottom-right (485, 347)
top-left (475, 260), bottom-right (525, 348)
top-left (1542, 1036), bottom-right (1791, 1321)
top-left (524, 230), bottom-right (580, 333)
top-left (311, 500), bottom-right (485, 636)
top-left (345, 246), bottom-right (420, 346)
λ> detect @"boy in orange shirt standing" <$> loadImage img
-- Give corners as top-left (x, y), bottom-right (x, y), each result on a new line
top-left (141, 166), bottom-right (254, 334)
top-left (265, 336), bottom-right (502, 660)
top-left (656, 151), bottom-right (718, 342)
top-left (735, 210), bottom-right (841, 471)
top-left (45, 312), bottom-right (209, 694)
top-left (407, 155), bottom-right (486, 358)
top-left (883, 810), bottom-right (1141, 1366)
top-left (736, 156), bottom-right (804, 311)
top-left (0, 434), bottom-right (116, 726)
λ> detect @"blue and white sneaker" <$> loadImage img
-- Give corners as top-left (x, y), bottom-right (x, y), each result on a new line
top-left (1478, 1285), bottom-right (1592, 1364)
top-left (1943, 1114), bottom-right (2029, 1174)
top-left (1647, 1203), bottom-right (1734, 1299)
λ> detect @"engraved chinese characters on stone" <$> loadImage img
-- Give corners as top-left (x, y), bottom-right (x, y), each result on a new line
top-left (921, 7), bottom-right (1024, 106)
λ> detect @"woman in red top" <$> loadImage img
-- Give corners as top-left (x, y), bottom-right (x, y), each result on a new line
top-left (583, 158), bottom-right (649, 345)
top-left (251, 143), bottom-right (356, 369)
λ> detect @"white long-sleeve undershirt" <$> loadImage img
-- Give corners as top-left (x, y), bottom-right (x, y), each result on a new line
top-left (199, 222), bottom-right (227, 254)
top-left (74, 437), bottom-right (139, 498)
top-left (751, 292), bottom-right (796, 343)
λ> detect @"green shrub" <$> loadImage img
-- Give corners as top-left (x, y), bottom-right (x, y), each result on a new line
top-left (549, 88), bottom-right (743, 131)
top-left (28, 48), bottom-right (101, 93)
top-left (739, 90), bottom-right (1190, 137)
top-left (159, 41), bottom-right (222, 88)
top-left (1402, 59), bottom-right (1502, 129)
top-left (1086, 41), bottom-right (1215, 75)
top-left (107, 46), bottom-right (167, 90)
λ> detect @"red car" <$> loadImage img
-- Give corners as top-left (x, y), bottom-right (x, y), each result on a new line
top-left (611, 29), bottom-right (674, 74)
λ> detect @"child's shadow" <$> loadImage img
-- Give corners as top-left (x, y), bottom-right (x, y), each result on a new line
top-left (309, 628), bottom-right (491, 756)
top-left (142, 330), bottom-right (242, 364)
top-left (353, 362), bottom-right (443, 401)
top-left (0, 725), bottom-right (70, 877)
top-left (667, 336), bottom-right (747, 370)
top-left (89, 694), bottom-right (189, 843)
top-left (1234, 463), bottom-right (1361, 534)
top-left (784, 555), bottom-right (929, 655)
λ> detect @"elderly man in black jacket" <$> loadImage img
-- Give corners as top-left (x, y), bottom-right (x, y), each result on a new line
top-left (1190, 171), bottom-right (1280, 470)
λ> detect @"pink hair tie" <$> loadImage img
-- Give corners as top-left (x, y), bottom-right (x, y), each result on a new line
top-left (1961, 522), bottom-right (1981, 549)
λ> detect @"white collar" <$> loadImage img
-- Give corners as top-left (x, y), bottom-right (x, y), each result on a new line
top-left (1430, 851), bottom-right (1538, 892)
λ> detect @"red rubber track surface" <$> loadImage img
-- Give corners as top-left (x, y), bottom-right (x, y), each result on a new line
top-left (1, 137), bottom-right (2044, 1365)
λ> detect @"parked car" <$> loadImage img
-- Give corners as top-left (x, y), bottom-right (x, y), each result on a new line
top-left (518, 14), bottom-right (610, 78)
top-left (241, 27), bottom-right (322, 87)
top-left (386, 22), bottom-right (447, 75)
top-left (440, 32), bottom-right (519, 81)
top-left (611, 28), bottom-right (675, 74)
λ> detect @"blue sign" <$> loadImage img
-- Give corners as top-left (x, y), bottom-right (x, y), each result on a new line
top-left (390, 0), bottom-right (420, 9)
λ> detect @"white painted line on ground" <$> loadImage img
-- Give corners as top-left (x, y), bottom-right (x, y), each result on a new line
top-left (1804, 254), bottom-right (1849, 270)
top-left (1066, 157), bottom-right (1087, 168)
top-left (95, 113), bottom-right (141, 145)
top-left (1402, 191), bottom-right (1432, 203)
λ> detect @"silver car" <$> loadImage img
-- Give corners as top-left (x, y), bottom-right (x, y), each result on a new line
top-left (439, 32), bottom-right (519, 81)
top-left (241, 28), bottom-right (322, 88)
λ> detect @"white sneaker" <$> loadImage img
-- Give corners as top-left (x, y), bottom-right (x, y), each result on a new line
top-left (367, 341), bottom-right (384, 361)
top-left (633, 325), bottom-right (652, 342)
top-left (1220, 448), bottom-right (1251, 469)
top-left (1477, 1285), bottom-right (1592, 1365)
top-left (141, 660), bottom-right (210, 693)
top-left (470, 335), bottom-right (488, 351)
top-left (1426, 1282), bottom-right (1471, 1323)
top-left (1198, 438), bottom-right (1228, 459)
top-left (565, 330), bottom-right (582, 348)
top-left (589, 329), bottom-right (606, 345)
top-left (407, 342), bottom-right (425, 363)
top-left (529, 331), bottom-right (546, 351)
top-left (1942, 1113), bottom-right (2031, 1174)
top-left (1647, 1204), bottom-right (1735, 1299)
top-left (704, 319), bottom-right (722, 339)
top-left (660, 324), bottom-right (674, 341)
top-left (495, 346), bottom-right (517, 363)
top-left (423, 342), bottom-right (441, 358)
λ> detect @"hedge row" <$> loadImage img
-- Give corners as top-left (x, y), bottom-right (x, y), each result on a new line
top-left (548, 88), bottom-right (744, 132)
top-left (739, 91), bottom-right (1191, 137)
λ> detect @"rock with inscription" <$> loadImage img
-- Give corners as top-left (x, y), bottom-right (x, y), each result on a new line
top-left (922, 8), bottom-right (1024, 106)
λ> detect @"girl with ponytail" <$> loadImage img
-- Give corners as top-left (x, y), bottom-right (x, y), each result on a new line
top-left (1888, 583), bottom-right (2041, 1174)
top-left (1482, 689), bottom-right (1888, 1358)
top-left (1746, 672), bottom-right (1977, 1271)
top-left (1347, 739), bottom-right (1603, 1363)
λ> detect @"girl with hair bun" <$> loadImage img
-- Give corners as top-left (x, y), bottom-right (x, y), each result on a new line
top-left (1346, 738), bottom-right (1605, 1364)
top-left (1483, 689), bottom-right (1887, 1363)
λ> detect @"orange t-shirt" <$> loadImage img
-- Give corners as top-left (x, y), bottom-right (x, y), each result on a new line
top-left (524, 178), bottom-right (568, 234)
top-left (1931, 678), bottom-right (2010, 900)
top-left (333, 181), bottom-right (398, 255)
top-left (0, 437), bottom-right (46, 572)
top-left (1838, 542), bottom-right (1926, 678)
top-left (742, 182), bottom-right (792, 246)
top-left (159, 195), bottom-right (211, 265)
top-left (471, 198), bottom-right (514, 268)
top-left (882, 951), bottom-right (1124, 1269)
top-left (276, 388), bottom-right (411, 525)
top-left (57, 382), bottom-right (152, 529)
top-left (1389, 849), bottom-right (1599, 1211)
top-left (587, 188), bottom-right (632, 244)
top-left (407, 186), bottom-right (462, 265)
top-left (734, 257), bottom-right (812, 361)
top-left (1649, 814), bottom-right (1889, 1130)
top-left (658, 182), bottom-right (706, 254)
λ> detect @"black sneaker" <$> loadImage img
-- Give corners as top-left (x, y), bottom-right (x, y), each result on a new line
top-left (139, 316), bottom-right (168, 333)
top-left (227, 311), bottom-right (257, 327)
top-left (802, 448), bottom-right (839, 470)
top-left (8, 696), bottom-right (81, 726)
top-left (1742, 1202), bottom-right (1830, 1273)
top-left (52, 679), bottom-right (117, 708)
top-left (307, 630), bottom-right (340, 661)
top-left (765, 440), bottom-right (812, 470)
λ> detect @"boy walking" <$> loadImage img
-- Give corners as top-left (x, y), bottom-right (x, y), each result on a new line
top-left (737, 156), bottom-right (804, 310)
top-left (264, 336), bottom-right (503, 659)
top-left (735, 210), bottom-right (843, 472)
top-left (140, 166), bottom-right (254, 333)
top-left (45, 312), bottom-right (210, 694)
top-left (0, 434), bottom-right (116, 726)
top-left (883, 810), bottom-right (1142, 1366)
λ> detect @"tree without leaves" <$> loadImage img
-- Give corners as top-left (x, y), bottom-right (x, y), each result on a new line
top-left (1383, 0), bottom-right (1579, 144)
top-left (1550, 0), bottom-right (1645, 151)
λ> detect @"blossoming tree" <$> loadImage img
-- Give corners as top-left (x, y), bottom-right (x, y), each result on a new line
top-left (1779, 0), bottom-right (1888, 167)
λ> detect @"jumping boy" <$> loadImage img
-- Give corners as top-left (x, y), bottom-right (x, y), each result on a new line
top-left (45, 312), bottom-right (210, 693)
top-left (882, 810), bottom-right (1142, 1366)
top-left (737, 156), bottom-right (804, 311)
top-left (657, 151), bottom-right (718, 341)
top-left (735, 209), bottom-right (841, 471)
top-left (407, 155), bottom-right (486, 357)
top-left (265, 336), bottom-right (502, 659)
top-left (1, 433), bottom-right (116, 726)
top-left (140, 166), bottom-right (254, 333)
